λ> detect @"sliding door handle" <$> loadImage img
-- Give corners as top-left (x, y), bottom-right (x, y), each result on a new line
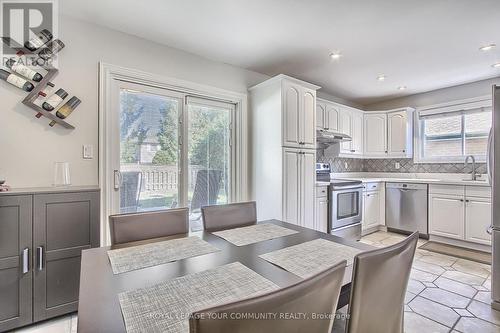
top-left (22, 248), bottom-right (29, 274)
top-left (113, 170), bottom-right (122, 190)
top-left (36, 246), bottom-right (44, 271)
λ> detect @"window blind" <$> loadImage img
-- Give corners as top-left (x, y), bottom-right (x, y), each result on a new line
top-left (417, 99), bottom-right (491, 119)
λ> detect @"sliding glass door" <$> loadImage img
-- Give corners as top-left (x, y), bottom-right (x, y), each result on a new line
top-left (110, 80), bottom-right (235, 230)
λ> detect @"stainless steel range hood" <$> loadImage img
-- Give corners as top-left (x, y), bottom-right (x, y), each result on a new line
top-left (316, 129), bottom-right (352, 148)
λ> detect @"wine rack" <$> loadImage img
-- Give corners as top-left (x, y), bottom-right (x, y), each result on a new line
top-left (1, 37), bottom-right (75, 129)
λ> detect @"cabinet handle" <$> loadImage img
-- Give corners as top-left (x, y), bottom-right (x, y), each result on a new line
top-left (487, 225), bottom-right (493, 235)
top-left (350, 150), bottom-right (356, 153)
top-left (22, 248), bottom-right (29, 274)
top-left (37, 246), bottom-right (44, 271)
top-left (460, 199), bottom-right (464, 202)
top-left (465, 199), bottom-right (470, 203)
top-left (403, 150), bottom-right (406, 153)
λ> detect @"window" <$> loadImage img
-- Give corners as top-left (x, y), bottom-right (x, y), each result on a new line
top-left (415, 99), bottom-right (492, 163)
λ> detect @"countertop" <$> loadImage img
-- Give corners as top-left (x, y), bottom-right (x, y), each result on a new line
top-left (316, 176), bottom-right (490, 187)
top-left (0, 185), bottom-right (100, 196)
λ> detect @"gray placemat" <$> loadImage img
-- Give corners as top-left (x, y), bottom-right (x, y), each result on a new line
top-left (108, 236), bottom-right (220, 274)
top-left (212, 223), bottom-right (299, 246)
top-left (118, 262), bottom-right (279, 333)
top-left (259, 238), bottom-right (362, 279)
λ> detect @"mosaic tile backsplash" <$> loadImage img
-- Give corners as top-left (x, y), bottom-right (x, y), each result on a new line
top-left (317, 155), bottom-right (487, 174)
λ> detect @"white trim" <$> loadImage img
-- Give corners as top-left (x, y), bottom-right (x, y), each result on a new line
top-left (98, 62), bottom-right (249, 245)
top-left (248, 74), bottom-right (321, 92)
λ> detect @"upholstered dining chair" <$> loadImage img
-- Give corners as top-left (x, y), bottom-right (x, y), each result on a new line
top-left (346, 231), bottom-right (419, 333)
top-left (108, 207), bottom-right (189, 245)
top-left (201, 201), bottom-right (257, 232)
top-left (189, 260), bottom-right (347, 333)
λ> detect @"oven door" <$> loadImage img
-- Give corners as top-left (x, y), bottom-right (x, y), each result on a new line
top-left (330, 185), bottom-right (363, 230)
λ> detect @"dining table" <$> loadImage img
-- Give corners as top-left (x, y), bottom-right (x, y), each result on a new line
top-left (77, 220), bottom-right (373, 333)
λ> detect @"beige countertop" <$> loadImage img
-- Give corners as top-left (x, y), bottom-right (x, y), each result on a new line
top-left (316, 175), bottom-right (490, 187)
top-left (0, 185), bottom-right (100, 196)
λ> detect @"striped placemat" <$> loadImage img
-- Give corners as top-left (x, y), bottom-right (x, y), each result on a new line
top-left (118, 262), bottom-right (279, 333)
top-left (212, 223), bottom-right (299, 246)
top-left (259, 238), bottom-right (362, 278)
top-left (108, 236), bottom-right (220, 274)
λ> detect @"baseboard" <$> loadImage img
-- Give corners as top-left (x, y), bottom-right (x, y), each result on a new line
top-left (361, 225), bottom-right (384, 236)
top-left (429, 235), bottom-right (492, 253)
top-left (492, 300), bottom-right (500, 311)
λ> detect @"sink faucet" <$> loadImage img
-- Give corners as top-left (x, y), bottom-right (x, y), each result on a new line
top-left (465, 155), bottom-right (477, 181)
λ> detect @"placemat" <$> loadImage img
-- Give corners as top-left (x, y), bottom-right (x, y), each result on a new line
top-left (108, 236), bottom-right (220, 274)
top-left (118, 262), bottom-right (279, 333)
top-left (212, 223), bottom-right (299, 246)
top-left (259, 238), bottom-right (362, 278)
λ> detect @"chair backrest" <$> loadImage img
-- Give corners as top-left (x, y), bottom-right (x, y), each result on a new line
top-left (191, 170), bottom-right (222, 211)
top-left (347, 232), bottom-right (419, 333)
top-left (109, 208), bottom-right (189, 245)
top-left (189, 260), bottom-right (347, 333)
top-left (120, 171), bottom-right (142, 213)
top-left (201, 201), bottom-right (257, 232)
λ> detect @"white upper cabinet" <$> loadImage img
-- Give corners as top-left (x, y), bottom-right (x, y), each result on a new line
top-left (316, 101), bottom-right (326, 129)
top-left (388, 110), bottom-right (411, 157)
top-left (282, 80), bottom-right (316, 149)
top-left (364, 113), bottom-right (387, 157)
top-left (340, 107), bottom-right (363, 156)
top-left (316, 99), bottom-right (340, 131)
top-left (351, 111), bottom-right (364, 155)
top-left (339, 107), bottom-right (353, 154)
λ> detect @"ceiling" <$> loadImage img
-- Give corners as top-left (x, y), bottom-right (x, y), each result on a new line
top-left (61, 0), bottom-right (500, 106)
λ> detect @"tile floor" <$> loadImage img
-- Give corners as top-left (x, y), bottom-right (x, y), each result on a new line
top-left (13, 231), bottom-right (500, 333)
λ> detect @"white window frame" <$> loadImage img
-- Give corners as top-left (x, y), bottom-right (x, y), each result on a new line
top-left (98, 62), bottom-right (248, 245)
top-left (413, 96), bottom-right (492, 164)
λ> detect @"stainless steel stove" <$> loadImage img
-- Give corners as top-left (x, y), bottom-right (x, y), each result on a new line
top-left (316, 163), bottom-right (363, 241)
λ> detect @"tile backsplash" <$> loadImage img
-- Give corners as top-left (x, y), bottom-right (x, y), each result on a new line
top-left (317, 154), bottom-right (486, 174)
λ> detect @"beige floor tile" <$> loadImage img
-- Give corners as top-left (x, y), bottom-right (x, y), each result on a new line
top-left (452, 259), bottom-right (491, 278)
top-left (408, 296), bottom-right (459, 327)
top-left (441, 270), bottom-right (486, 286)
top-left (419, 253), bottom-right (457, 267)
top-left (404, 312), bottom-right (449, 333)
top-left (407, 279), bottom-right (426, 295)
top-left (484, 278), bottom-right (492, 291)
top-left (420, 288), bottom-right (471, 308)
top-left (70, 315), bottom-right (78, 333)
top-left (434, 277), bottom-right (477, 298)
top-left (405, 291), bottom-right (417, 304)
top-left (14, 316), bottom-right (71, 333)
top-left (362, 231), bottom-right (391, 242)
top-left (454, 317), bottom-right (500, 333)
top-left (454, 308), bottom-right (474, 317)
top-left (413, 259), bottom-right (446, 275)
top-left (474, 291), bottom-right (493, 304)
top-left (467, 300), bottom-right (500, 326)
top-left (410, 268), bottom-right (439, 283)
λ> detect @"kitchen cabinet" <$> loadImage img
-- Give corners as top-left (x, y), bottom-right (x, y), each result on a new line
top-left (316, 101), bottom-right (326, 129)
top-left (429, 194), bottom-right (465, 240)
top-left (339, 109), bottom-right (352, 154)
top-left (465, 197), bottom-right (492, 245)
top-left (0, 189), bottom-right (100, 332)
top-left (339, 107), bottom-right (363, 156)
top-left (387, 110), bottom-right (410, 156)
top-left (317, 99), bottom-right (340, 131)
top-left (283, 148), bottom-right (315, 230)
top-left (363, 191), bottom-right (380, 230)
top-left (314, 186), bottom-right (328, 233)
top-left (364, 113), bottom-right (387, 157)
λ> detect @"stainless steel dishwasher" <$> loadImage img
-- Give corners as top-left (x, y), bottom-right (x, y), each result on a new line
top-left (386, 183), bottom-right (429, 238)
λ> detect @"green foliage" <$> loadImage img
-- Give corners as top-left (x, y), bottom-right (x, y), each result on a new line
top-left (153, 103), bottom-right (178, 165)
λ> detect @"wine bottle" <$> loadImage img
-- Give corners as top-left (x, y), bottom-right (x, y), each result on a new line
top-left (37, 39), bottom-right (65, 62)
top-left (0, 69), bottom-right (34, 92)
top-left (35, 82), bottom-right (55, 117)
top-left (24, 29), bottom-right (53, 51)
top-left (42, 88), bottom-right (68, 111)
top-left (6, 58), bottom-right (43, 82)
top-left (49, 96), bottom-right (81, 127)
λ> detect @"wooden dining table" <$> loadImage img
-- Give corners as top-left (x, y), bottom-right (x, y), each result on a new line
top-left (77, 220), bottom-right (373, 333)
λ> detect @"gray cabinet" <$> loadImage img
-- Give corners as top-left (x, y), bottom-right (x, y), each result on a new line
top-left (0, 196), bottom-right (32, 332)
top-left (0, 189), bottom-right (99, 332)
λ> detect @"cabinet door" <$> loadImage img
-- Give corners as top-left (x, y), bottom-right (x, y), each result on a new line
top-left (388, 111), bottom-right (408, 156)
top-left (301, 89), bottom-right (316, 148)
top-left (315, 197), bottom-right (328, 233)
top-left (0, 195), bottom-right (32, 332)
top-left (465, 198), bottom-right (492, 245)
top-left (429, 194), bottom-right (465, 240)
top-left (364, 113), bottom-right (387, 157)
top-left (363, 191), bottom-right (380, 230)
top-left (301, 150), bottom-right (316, 229)
top-left (339, 108), bottom-right (352, 153)
top-left (351, 111), bottom-right (364, 155)
top-left (316, 102), bottom-right (326, 129)
top-left (282, 81), bottom-right (301, 148)
top-left (33, 191), bottom-right (99, 321)
top-left (325, 103), bottom-right (339, 131)
top-left (283, 149), bottom-right (300, 225)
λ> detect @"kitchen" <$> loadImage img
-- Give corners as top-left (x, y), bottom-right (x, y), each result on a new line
top-left (0, 1), bottom-right (499, 333)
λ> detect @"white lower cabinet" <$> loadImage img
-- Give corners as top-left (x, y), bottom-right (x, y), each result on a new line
top-left (314, 186), bottom-right (328, 233)
top-left (429, 194), bottom-right (465, 240)
top-left (363, 191), bottom-right (380, 230)
top-left (465, 197), bottom-right (492, 245)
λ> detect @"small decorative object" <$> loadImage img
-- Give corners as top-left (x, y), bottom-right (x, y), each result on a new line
top-left (6, 58), bottom-right (43, 82)
top-left (49, 96), bottom-right (81, 127)
top-left (53, 162), bottom-right (71, 187)
top-left (37, 39), bottom-right (65, 63)
top-left (43, 88), bottom-right (68, 111)
top-left (0, 69), bottom-right (34, 91)
top-left (24, 29), bottom-right (53, 51)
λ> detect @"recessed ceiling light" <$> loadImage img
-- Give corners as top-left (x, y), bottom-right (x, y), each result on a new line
top-left (492, 62), bottom-right (500, 68)
top-left (377, 75), bottom-right (386, 81)
top-left (480, 44), bottom-right (496, 51)
top-left (330, 52), bottom-right (342, 60)
top-left (398, 86), bottom-right (407, 90)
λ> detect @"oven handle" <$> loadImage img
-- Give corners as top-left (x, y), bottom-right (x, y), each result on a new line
top-left (331, 185), bottom-right (364, 191)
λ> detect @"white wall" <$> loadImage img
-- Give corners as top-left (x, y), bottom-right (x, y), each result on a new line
top-left (366, 77), bottom-right (500, 110)
top-left (0, 15), bottom-right (269, 188)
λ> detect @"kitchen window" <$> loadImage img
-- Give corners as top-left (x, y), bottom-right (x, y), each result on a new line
top-left (414, 98), bottom-right (492, 163)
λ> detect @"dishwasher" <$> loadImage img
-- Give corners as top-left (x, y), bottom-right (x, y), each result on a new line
top-left (386, 183), bottom-right (429, 238)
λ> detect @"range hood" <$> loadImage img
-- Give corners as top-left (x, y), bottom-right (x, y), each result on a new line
top-left (316, 129), bottom-right (352, 148)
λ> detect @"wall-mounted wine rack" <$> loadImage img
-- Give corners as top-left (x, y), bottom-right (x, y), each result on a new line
top-left (1, 37), bottom-right (75, 129)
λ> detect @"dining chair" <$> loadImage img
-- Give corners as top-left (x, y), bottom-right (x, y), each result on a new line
top-left (189, 260), bottom-right (347, 333)
top-left (108, 207), bottom-right (189, 245)
top-left (346, 231), bottom-right (419, 333)
top-left (201, 201), bottom-right (257, 232)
